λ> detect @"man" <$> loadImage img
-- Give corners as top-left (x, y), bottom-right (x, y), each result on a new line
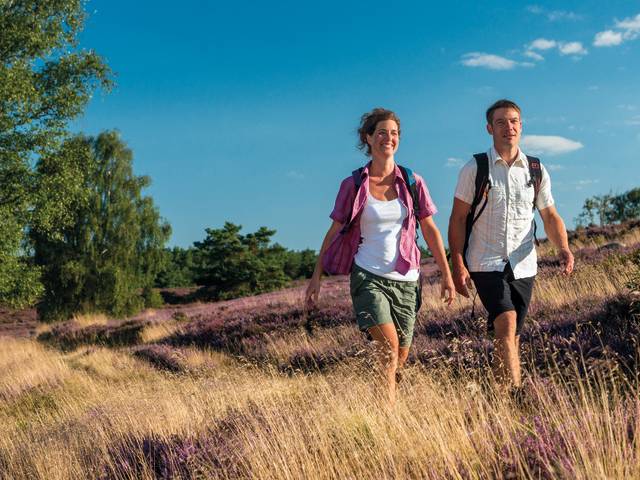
top-left (448, 99), bottom-right (574, 392)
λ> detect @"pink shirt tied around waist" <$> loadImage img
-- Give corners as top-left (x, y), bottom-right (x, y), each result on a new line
top-left (328, 162), bottom-right (438, 275)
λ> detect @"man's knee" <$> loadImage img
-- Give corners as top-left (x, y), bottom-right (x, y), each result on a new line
top-left (493, 310), bottom-right (518, 339)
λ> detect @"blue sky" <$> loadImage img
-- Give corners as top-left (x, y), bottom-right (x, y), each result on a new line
top-left (74, 1), bottom-right (640, 251)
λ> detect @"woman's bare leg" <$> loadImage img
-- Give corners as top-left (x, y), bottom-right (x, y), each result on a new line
top-left (367, 323), bottom-right (400, 406)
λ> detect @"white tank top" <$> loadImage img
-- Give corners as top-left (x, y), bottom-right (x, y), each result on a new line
top-left (354, 194), bottom-right (420, 281)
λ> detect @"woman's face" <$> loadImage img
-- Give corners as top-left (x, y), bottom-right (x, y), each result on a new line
top-left (367, 119), bottom-right (399, 158)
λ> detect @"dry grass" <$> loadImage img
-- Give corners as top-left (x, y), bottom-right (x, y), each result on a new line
top-left (0, 337), bottom-right (638, 479)
top-left (262, 324), bottom-right (361, 364)
top-left (34, 313), bottom-right (110, 337)
top-left (140, 321), bottom-right (182, 344)
top-left (71, 313), bottom-right (110, 327)
top-left (1, 235), bottom-right (639, 478)
top-left (535, 258), bottom-right (635, 308)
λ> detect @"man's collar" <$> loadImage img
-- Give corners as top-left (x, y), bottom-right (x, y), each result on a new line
top-left (490, 146), bottom-right (526, 166)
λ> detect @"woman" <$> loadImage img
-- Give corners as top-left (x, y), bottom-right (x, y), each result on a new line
top-left (305, 108), bottom-right (455, 405)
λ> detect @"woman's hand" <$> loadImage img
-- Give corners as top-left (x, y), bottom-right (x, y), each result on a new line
top-left (305, 275), bottom-right (321, 309)
top-left (441, 274), bottom-right (456, 306)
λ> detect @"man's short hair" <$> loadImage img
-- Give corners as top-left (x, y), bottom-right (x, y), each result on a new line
top-left (486, 99), bottom-right (521, 124)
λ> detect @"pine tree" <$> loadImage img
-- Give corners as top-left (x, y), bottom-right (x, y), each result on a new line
top-left (193, 223), bottom-right (288, 300)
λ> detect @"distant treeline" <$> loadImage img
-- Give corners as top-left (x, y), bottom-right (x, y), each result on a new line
top-left (575, 187), bottom-right (640, 227)
top-left (155, 223), bottom-right (317, 299)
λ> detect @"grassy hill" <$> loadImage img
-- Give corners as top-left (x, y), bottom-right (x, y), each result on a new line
top-left (0, 222), bottom-right (639, 479)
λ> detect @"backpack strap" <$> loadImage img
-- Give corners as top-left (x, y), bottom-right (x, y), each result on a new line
top-left (339, 168), bottom-right (365, 234)
top-left (463, 153), bottom-right (491, 268)
top-left (352, 167), bottom-right (365, 191)
top-left (526, 155), bottom-right (543, 245)
top-left (399, 165), bottom-right (421, 241)
top-left (526, 155), bottom-right (542, 210)
top-left (398, 165), bottom-right (420, 221)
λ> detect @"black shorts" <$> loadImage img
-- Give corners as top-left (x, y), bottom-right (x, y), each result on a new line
top-left (470, 263), bottom-right (535, 335)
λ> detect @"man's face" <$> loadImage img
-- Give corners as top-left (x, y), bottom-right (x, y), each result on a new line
top-left (487, 107), bottom-right (522, 150)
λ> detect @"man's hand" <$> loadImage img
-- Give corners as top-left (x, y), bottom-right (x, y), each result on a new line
top-left (441, 275), bottom-right (456, 306)
top-left (452, 263), bottom-right (474, 298)
top-left (559, 247), bottom-right (574, 275)
top-left (304, 275), bottom-right (321, 309)
top-left (539, 206), bottom-right (574, 276)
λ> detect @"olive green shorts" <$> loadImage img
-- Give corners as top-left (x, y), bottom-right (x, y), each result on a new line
top-left (349, 264), bottom-right (419, 348)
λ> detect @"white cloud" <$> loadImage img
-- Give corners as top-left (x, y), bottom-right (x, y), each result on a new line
top-left (445, 157), bottom-right (464, 168)
top-left (524, 50), bottom-right (545, 61)
top-left (546, 164), bottom-right (565, 171)
top-left (526, 6), bottom-right (582, 22)
top-left (593, 30), bottom-right (623, 47)
top-left (521, 135), bottom-right (584, 156)
top-left (525, 38), bottom-right (587, 59)
top-left (547, 10), bottom-right (582, 22)
top-left (461, 52), bottom-right (518, 70)
top-left (616, 13), bottom-right (640, 32)
top-left (574, 179), bottom-right (598, 190)
top-left (530, 38), bottom-right (557, 50)
top-left (558, 42), bottom-right (587, 56)
top-left (594, 13), bottom-right (640, 47)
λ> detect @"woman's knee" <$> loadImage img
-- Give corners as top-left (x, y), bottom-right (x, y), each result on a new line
top-left (398, 347), bottom-right (409, 365)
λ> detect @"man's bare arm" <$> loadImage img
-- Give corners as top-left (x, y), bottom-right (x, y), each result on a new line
top-left (448, 198), bottom-right (473, 297)
top-left (539, 205), bottom-right (574, 275)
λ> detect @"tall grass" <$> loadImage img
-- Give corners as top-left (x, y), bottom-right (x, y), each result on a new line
top-left (0, 337), bottom-right (638, 479)
top-left (0, 229), bottom-right (638, 478)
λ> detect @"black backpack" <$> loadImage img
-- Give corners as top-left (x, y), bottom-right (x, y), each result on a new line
top-left (462, 153), bottom-right (542, 268)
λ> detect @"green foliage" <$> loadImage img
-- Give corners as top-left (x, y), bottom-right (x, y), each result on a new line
top-left (194, 222), bottom-right (296, 300)
top-left (155, 247), bottom-right (197, 288)
top-left (283, 248), bottom-right (317, 280)
top-left (576, 188), bottom-right (640, 227)
top-left (0, 0), bottom-right (111, 307)
top-left (155, 240), bottom-right (316, 294)
top-left (31, 131), bottom-right (171, 321)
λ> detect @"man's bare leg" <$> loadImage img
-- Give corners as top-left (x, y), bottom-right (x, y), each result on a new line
top-left (493, 311), bottom-right (520, 389)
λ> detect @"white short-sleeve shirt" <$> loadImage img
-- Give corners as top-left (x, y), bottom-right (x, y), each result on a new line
top-left (454, 147), bottom-right (554, 279)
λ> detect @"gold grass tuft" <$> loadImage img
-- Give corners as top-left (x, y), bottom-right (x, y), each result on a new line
top-left (71, 313), bottom-right (110, 327)
top-left (140, 321), bottom-right (182, 344)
